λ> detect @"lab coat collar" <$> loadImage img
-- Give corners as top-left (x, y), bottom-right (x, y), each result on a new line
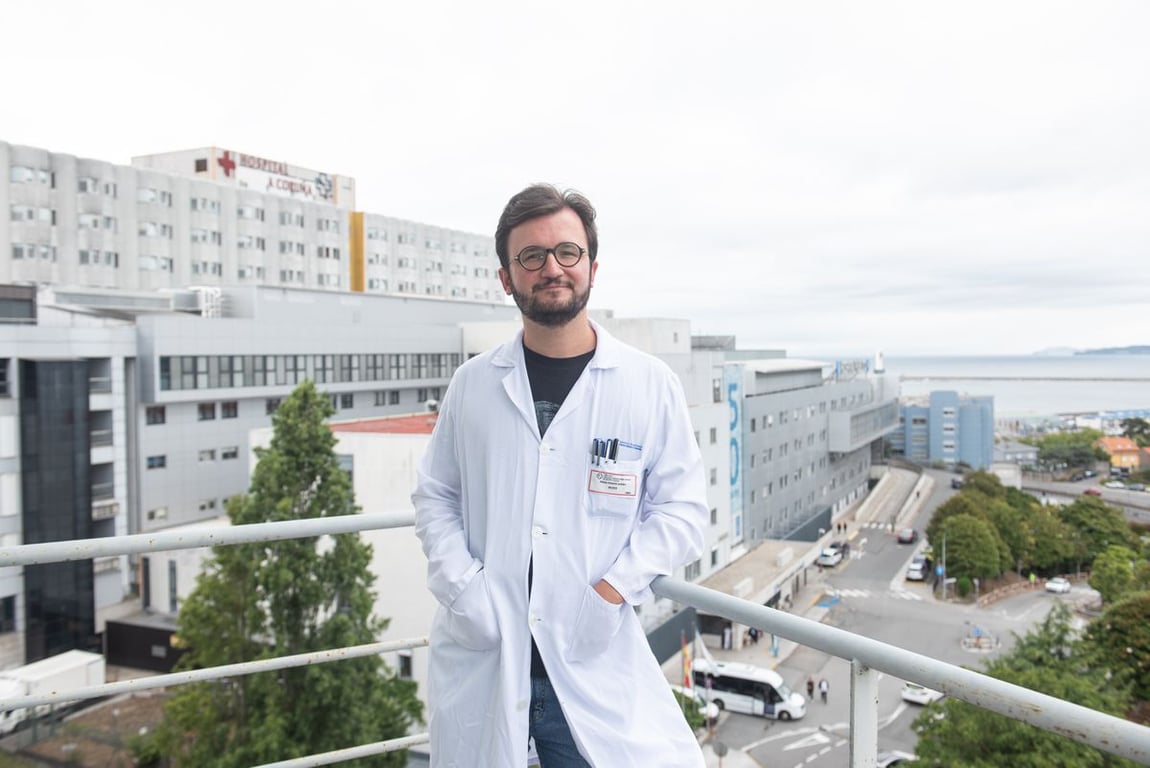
top-left (489, 319), bottom-right (623, 370)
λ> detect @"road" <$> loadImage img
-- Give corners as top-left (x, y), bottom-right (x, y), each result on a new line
top-left (1022, 477), bottom-right (1150, 523)
top-left (706, 476), bottom-right (1088, 767)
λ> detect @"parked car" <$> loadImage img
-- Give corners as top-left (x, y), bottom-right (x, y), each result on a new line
top-left (816, 548), bottom-right (844, 567)
top-left (1083, 487), bottom-right (1103, 497)
top-left (1045, 577), bottom-right (1072, 594)
top-left (901, 682), bottom-right (944, 705)
top-left (1069, 473), bottom-right (1085, 482)
top-left (828, 540), bottom-right (851, 557)
top-left (1127, 483), bottom-right (1146, 492)
top-left (877, 750), bottom-right (919, 767)
top-left (1104, 480), bottom-right (1126, 489)
top-left (905, 555), bottom-right (930, 582)
top-left (897, 528), bottom-right (918, 544)
top-left (1083, 469), bottom-right (1097, 478)
top-left (950, 477), bottom-right (964, 490)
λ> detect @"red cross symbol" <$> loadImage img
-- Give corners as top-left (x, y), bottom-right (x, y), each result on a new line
top-left (218, 151), bottom-right (236, 177)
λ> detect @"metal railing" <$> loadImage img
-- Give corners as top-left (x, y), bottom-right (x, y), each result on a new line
top-left (1, 512), bottom-right (1148, 767)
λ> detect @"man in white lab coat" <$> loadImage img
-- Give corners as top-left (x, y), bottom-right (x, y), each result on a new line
top-left (413, 184), bottom-right (708, 767)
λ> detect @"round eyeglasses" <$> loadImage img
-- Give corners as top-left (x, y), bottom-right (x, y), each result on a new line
top-left (513, 242), bottom-right (587, 271)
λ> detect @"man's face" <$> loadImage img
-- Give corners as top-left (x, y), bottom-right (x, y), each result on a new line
top-left (499, 207), bottom-right (597, 328)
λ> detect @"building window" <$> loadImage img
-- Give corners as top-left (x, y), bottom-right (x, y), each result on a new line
top-left (684, 559), bottom-right (701, 581)
top-left (146, 507), bottom-right (168, 522)
top-left (711, 547), bottom-right (719, 568)
top-left (709, 468), bottom-right (717, 486)
top-left (340, 393), bottom-right (354, 409)
top-left (198, 403), bottom-right (216, 421)
top-left (389, 391), bottom-right (400, 405)
top-left (147, 455), bottom-right (167, 469)
top-left (710, 508), bottom-right (718, 526)
top-left (266, 398), bottom-right (282, 415)
top-left (198, 498), bottom-right (217, 512)
top-left (709, 427), bottom-right (717, 445)
top-left (221, 401), bottom-right (239, 419)
top-left (0, 596), bottom-right (15, 633)
top-left (397, 650), bottom-right (413, 679)
top-left (712, 378), bottom-right (721, 403)
top-left (146, 405), bottom-right (165, 424)
top-left (198, 449), bottom-right (216, 462)
top-left (221, 446), bottom-right (239, 460)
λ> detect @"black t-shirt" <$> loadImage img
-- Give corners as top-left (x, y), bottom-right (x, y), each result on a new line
top-left (524, 343), bottom-right (594, 678)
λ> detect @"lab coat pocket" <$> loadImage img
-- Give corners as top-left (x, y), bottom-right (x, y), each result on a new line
top-left (566, 583), bottom-right (626, 662)
top-left (446, 570), bottom-right (500, 651)
top-left (587, 459), bottom-right (643, 518)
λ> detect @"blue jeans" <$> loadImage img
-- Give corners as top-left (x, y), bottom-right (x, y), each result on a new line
top-left (530, 676), bottom-right (591, 767)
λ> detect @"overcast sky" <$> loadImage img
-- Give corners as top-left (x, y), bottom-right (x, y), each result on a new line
top-left (4, 1), bottom-right (1147, 357)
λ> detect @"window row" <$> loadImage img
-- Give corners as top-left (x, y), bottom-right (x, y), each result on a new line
top-left (145, 446), bottom-right (241, 469)
top-left (10, 205), bottom-right (55, 224)
top-left (159, 352), bottom-right (462, 391)
top-left (10, 243), bottom-right (57, 261)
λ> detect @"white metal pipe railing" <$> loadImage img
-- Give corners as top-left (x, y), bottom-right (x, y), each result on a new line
top-left (651, 576), bottom-right (1150, 765)
top-left (0, 638), bottom-right (428, 712)
top-left (2, 513), bottom-right (1149, 765)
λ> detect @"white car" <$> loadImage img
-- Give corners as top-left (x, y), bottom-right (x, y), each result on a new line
top-left (1104, 480), bottom-right (1126, 489)
top-left (901, 682), bottom-right (943, 705)
top-left (816, 548), bottom-right (844, 567)
top-left (1045, 576), bottom-right (1072, 594)
top-left (877, 751), bottom-right (918, 767)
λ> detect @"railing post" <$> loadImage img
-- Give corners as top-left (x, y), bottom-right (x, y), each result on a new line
top-left (848, 660), bottom-right (879, 768)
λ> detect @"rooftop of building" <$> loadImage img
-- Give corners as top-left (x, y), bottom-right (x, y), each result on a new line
top-left (1095, 436), bottom-right (1140, 452)
top-left (330, 413), bottom-right (439, 435)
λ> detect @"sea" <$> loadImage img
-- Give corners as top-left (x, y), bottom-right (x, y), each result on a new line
top-left (880, 354), bottom-right (1150, 420)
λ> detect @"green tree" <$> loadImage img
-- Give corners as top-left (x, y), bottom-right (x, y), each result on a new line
top-left (937, 514), bottom-right (1003, 581)
top-left (1086, 591), bottom-right (1150, 701)
top-left (1058, 497), bottom-right (1141, 564)
top-left (1120, 418), bottom-right (1150, 448)
top-left (913, 604), bottom-right (1137, 767)
top-left (1090, 546), bottom-right (1139, 604)
top-left (156, 381), bottom-right (421, 767)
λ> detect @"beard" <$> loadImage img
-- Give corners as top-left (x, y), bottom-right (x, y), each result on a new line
top-left (510, 276), bottom-right (591, 328)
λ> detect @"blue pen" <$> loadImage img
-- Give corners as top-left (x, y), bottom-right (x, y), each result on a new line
top-left (592, 438), bottom-right (601, 466)
top-left (608, 438), bottom-right (619, 462)
top-left (598, 439), bottom-right (608, 465)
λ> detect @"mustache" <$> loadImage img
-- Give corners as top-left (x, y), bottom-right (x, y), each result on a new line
top-left (534, 278), bottom-right (573, 292)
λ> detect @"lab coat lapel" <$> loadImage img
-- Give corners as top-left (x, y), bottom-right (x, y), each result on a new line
top-left (494, 335), bottom-right (541, 438)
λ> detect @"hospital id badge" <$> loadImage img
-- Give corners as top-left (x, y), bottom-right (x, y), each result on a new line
top-left (588, 469), bottom-right (638, 498)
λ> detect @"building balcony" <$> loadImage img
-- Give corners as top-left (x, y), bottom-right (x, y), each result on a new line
top-left (1, 514), bottom-right (1146, 767)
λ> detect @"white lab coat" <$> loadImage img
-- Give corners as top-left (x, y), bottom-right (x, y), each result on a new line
top-left (413, 322), bottom-right (707, 767)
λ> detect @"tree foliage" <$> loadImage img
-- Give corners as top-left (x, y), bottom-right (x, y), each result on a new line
top-left (1090, 546), bottom-right (1140, 604)
top-left (1058, 497), bottom-right (1141, 565)
top-left (1120, 418), bottom-right (1150, 448)
top-left (936, 514), bottom-right (1003, 581)
top-left (156, 380), bottom-right (422, 767)
top-left (1086, 591), bottom-right (1150, 702)
top-left (913, 604), bottom-right (1137, 767)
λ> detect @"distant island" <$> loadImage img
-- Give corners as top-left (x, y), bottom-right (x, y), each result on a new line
top-left (1077, 345), bottom-right (1150, 355)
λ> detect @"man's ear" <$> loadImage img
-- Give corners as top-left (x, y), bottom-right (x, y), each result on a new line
top-left (498, 268), bottom-right (512, 295)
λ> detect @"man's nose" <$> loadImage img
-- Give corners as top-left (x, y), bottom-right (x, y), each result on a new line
top-left (538, 250), bottom-right (566, 276)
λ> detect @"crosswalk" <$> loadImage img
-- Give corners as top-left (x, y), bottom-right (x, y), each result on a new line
top-left (824, 587), bottom-right (924, 602)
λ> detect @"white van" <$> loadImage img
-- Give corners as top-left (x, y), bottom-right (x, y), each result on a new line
top-left (906, 555), bottom-right (930, 581)
top-left (691, 659), bottom-right (806, 720)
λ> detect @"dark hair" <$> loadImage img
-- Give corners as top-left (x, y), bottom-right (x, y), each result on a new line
top-left (494, 183), bottom-right (598, 270)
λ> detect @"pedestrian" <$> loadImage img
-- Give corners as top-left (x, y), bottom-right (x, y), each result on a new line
top-left (413, 184), bottom-right (709, 768)
top-left (749, 626), bottom-right (759, 645)
top-left (806, 677), bottom-right (815, 699)
top-left (819, 678), bottom-right (829, 704)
